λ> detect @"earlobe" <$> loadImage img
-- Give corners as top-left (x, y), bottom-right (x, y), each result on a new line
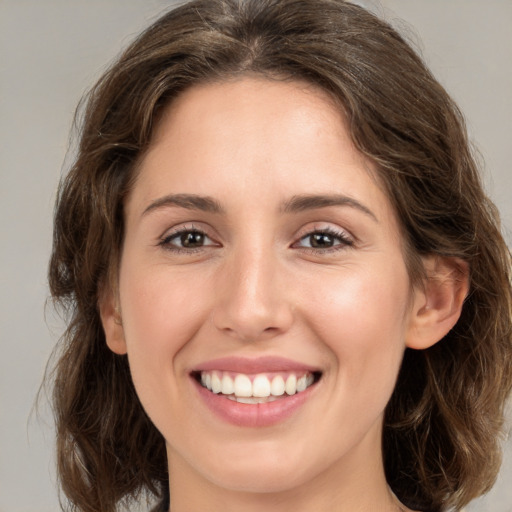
top-left (98, 286), bottom-right (128, 355)
top-left (406, 256), bottom-right (469, 350)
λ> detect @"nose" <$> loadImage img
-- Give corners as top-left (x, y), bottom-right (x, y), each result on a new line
top-left (212, 246), bottom-right (294, 342)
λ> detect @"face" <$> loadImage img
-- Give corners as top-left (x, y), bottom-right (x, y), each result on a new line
top-left (108, 78), bottom-right (422, 497)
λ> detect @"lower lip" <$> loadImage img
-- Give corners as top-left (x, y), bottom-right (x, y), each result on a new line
top-left (192, 377), bottom-right (317, 427)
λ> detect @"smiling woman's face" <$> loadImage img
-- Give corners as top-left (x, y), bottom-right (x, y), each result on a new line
top-left (103, 78), bottom-right (423, 501)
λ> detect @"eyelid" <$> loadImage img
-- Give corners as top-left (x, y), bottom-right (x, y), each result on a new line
top-left (294, 222), bottom-right (354, 241)
top-left (156, 222), bottom-right (354, 253)
top-left (157, 223), bottom-right (220, 251)
top-left (291, 223), bottom-right (355, 251)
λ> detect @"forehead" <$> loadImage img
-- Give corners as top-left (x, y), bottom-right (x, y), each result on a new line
top-left (150, 77), bottom-right (348, 159)
top-left (127, 77), bottom-right (395, 227)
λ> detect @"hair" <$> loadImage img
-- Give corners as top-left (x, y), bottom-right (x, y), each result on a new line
top-left (48, 1), bottom-right (512, 511)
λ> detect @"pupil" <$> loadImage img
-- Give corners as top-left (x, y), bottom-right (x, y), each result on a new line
top-left (311, 233), bottom-right (333, 248)
top-left (181, 231), bottom-right (204, 247)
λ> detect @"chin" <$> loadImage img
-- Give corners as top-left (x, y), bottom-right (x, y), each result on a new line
top-left (204, 461), bottom-right (310, 494)
top-left (190, 436), bottom-right (330, 494)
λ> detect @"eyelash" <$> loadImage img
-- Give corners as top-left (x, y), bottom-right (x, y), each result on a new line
top-left (292, 226), bottom-right (354, 253)
top-left (158, 225), bottom-right (217, 254)
top-left (157, 226), bottom-right (354, 254)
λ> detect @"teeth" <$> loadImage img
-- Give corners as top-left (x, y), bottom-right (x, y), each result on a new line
top-left (199, 370), bottom-right (316, 399)
top-left (211, 373), bottom-right (222, 394)
top-left (227, 395), bottom-right (279, 404)
top-left (285, 374), bottom-right (297, 395)
top-left (253, 374), bottom-right (271, 397)
top-left (221, 373), bottom-right (234, 395)
top-left (296, 375), bottom-right (307, 392)
top-left (233, 374), bottom-right (252, 397)
top-left (270, 375), bottom-right (285, 396)
top-left (234, 397), bottom-right (255, 404)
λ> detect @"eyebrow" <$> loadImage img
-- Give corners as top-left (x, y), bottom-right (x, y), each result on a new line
top-left (281, 194), bottom-right (378, 222)
top-left (141, 192), bottom-right (377, 222)
top-left (142, 193), bottom-right (224, 217)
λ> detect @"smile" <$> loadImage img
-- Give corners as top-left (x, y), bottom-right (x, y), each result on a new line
top-left (198, 371), bottom-right (316, 404)
top-left (190, 357), bottom-right (322, 427)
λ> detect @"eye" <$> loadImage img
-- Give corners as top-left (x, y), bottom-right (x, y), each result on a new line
top-left (159, 228), bottom-right (218, 251)
top-left (293, 227), bottom-right (353, 251)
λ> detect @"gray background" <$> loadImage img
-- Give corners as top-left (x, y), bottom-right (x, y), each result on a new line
top-left (0, 1), bottom-right (510, 511)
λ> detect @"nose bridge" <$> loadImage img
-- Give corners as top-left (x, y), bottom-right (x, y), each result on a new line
top-left (214, 240), bottom-right (292, 341)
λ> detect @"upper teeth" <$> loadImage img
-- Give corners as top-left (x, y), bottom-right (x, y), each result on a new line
top-left (200, 371), bottom-right (314, 398)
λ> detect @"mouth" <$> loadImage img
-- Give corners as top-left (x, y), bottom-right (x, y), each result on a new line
top-left (192, 370), bottom-right (322, 404)
top-left (190, 356), bottom-right (323, 426)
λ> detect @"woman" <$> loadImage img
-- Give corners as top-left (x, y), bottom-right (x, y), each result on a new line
top-left (48, 1), bottom-right (512, 511)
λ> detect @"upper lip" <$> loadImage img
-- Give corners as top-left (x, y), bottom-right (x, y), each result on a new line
top-left (191, 356), bottom-right (321, 374)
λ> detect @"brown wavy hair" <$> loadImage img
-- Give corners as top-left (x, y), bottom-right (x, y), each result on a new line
top-left (48, 1), bottom-right (512, 511)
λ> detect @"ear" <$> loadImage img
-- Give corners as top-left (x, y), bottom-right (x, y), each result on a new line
top-left (406, 256), bottom-right (469, 350)
top-left (98, 286), bottom-right (127, 355)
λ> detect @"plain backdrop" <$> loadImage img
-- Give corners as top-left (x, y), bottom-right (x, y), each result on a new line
top-left (0, 1), bottom-right (510, 511)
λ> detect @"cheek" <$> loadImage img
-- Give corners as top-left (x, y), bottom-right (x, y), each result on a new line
top-left (300, 262), bottom-right (410, 395)
top-left (303, 261), bottom-right (410, 336)
top-left (118, 263), bottom-right (210, 398)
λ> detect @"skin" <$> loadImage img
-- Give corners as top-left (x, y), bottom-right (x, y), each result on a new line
top-left (101, 78), bottom-right (468, 512)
